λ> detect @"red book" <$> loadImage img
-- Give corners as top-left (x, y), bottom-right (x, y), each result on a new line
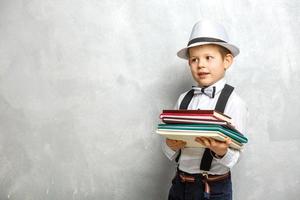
top-left (162, 117), bottom-right (228, 125)
top-left (160, 110), bottom-right (232, 124)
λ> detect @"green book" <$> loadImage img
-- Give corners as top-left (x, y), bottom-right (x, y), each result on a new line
top-left (157, 123), bottom-right (248, 143)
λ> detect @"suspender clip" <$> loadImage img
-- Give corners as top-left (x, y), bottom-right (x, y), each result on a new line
top-left (202, 172), bottom-right (209, 179)
top-left (201, 172), bottom-right (211, 199)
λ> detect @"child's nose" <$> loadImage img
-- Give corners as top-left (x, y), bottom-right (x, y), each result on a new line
top-left (197, 60), bottom-right (206, 69)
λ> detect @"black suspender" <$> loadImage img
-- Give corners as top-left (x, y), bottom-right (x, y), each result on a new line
top-left (175, 89), bottom-right (195, 162)
top-left (215, 84), bottom-right (234, 113)
top-left (179, 89), bottom-right (195, 109)
top-left (175, 84), bottom-right (234, 171)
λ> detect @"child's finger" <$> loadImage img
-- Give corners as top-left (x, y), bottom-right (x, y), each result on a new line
top-left (195, 137), bottom-right (204, 144)
top-left (225, 137), bottom-right (232, 146)
top-left (199, 137), bottom-right (211, 147)
top-left (172, 141), bottom-right (186, 149)
top-left (180, 141), bottom-right (187, 147)
top-left (208, 138), bottom-right (217, 147)
top-left (172, 140), bottom-right (186, 148)
top-left (166, 139), bottom-right (178, 148)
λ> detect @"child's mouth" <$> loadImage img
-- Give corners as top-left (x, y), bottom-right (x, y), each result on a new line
top-left (197, 72), bottom-right (209, 78)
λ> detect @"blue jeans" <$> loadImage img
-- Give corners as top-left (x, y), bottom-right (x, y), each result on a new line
top-left (168, 172), bottom-right (232, 200)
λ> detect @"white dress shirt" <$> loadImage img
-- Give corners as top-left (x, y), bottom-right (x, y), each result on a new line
top-left (162, 78), bottom-right (248, 175)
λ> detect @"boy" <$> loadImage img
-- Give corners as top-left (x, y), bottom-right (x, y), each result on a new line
top-left (162, 20), bottom-right (248, 200)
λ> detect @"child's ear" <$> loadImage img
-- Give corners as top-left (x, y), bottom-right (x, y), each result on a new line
top-left (224, 54), bottom-right (233, 70)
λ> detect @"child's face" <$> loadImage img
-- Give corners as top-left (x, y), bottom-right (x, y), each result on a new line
top-left (188, 44), bottom-right (233, 87)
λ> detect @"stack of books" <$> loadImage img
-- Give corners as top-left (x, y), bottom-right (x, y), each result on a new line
top-left (156, 110), bottom-right (248, 150)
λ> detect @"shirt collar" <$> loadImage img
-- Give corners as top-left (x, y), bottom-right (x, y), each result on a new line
top-left (197, 78), bottom-right (226, 96)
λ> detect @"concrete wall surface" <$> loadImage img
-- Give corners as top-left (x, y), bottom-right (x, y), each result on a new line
top-left (0, 0), bottom-right (299, 199)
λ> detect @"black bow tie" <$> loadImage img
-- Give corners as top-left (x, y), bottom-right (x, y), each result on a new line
top-left (193, 86), bottom-right (216, 98)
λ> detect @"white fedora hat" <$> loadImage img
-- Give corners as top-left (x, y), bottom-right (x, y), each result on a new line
top-left (177, 20), bottom-right (240, 59)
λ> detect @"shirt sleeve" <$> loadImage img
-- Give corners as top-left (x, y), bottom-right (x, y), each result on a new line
top-left (214, 148), bottom-right (241, 168)
top-left (161, 139), bottom-right (180, 161)
top-left (216, 93), bottom-right (248, 168)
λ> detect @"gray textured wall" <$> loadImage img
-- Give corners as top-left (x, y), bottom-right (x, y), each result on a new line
top-left (0, 0), bottom-right (299, 199)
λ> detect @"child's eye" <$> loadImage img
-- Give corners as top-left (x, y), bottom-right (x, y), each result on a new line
top-left (206, 56), bottom-right (213, 60)
top-left (190, 58), bottom-right (199, 63)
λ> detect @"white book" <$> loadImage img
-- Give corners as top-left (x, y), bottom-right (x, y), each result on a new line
top-left (156, 129), bottom-right (243, 150)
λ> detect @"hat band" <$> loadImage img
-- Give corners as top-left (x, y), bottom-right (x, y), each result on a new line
top-left (187, 37), bottom-right (226, 46)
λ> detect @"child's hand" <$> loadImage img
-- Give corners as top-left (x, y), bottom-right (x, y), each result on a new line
top-left (195, 137), bottom-right (232, 157)
top-left (166, 139), bottom-right (186, 151)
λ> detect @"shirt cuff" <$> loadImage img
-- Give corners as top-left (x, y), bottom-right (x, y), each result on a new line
top-left (214, 148), bottom-right (240, 168)
top-left (162, 140), bottom-right (179, 161)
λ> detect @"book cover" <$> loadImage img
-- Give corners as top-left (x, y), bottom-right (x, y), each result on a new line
top-left (157, 124), bottom-right (248, 143)
top-left (160, 110), bottom-right (232, 124)
top-left (156, 129), bottom-right (243, 150)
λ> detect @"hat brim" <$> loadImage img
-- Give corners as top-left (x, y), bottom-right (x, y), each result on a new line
top-left (177, 42), bottom-right (240, 59)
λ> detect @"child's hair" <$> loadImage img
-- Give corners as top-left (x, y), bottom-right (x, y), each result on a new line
top-left (216, 45), bottom-right (232, 59)
top-left (187, 44), bottom-right (232, 60)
